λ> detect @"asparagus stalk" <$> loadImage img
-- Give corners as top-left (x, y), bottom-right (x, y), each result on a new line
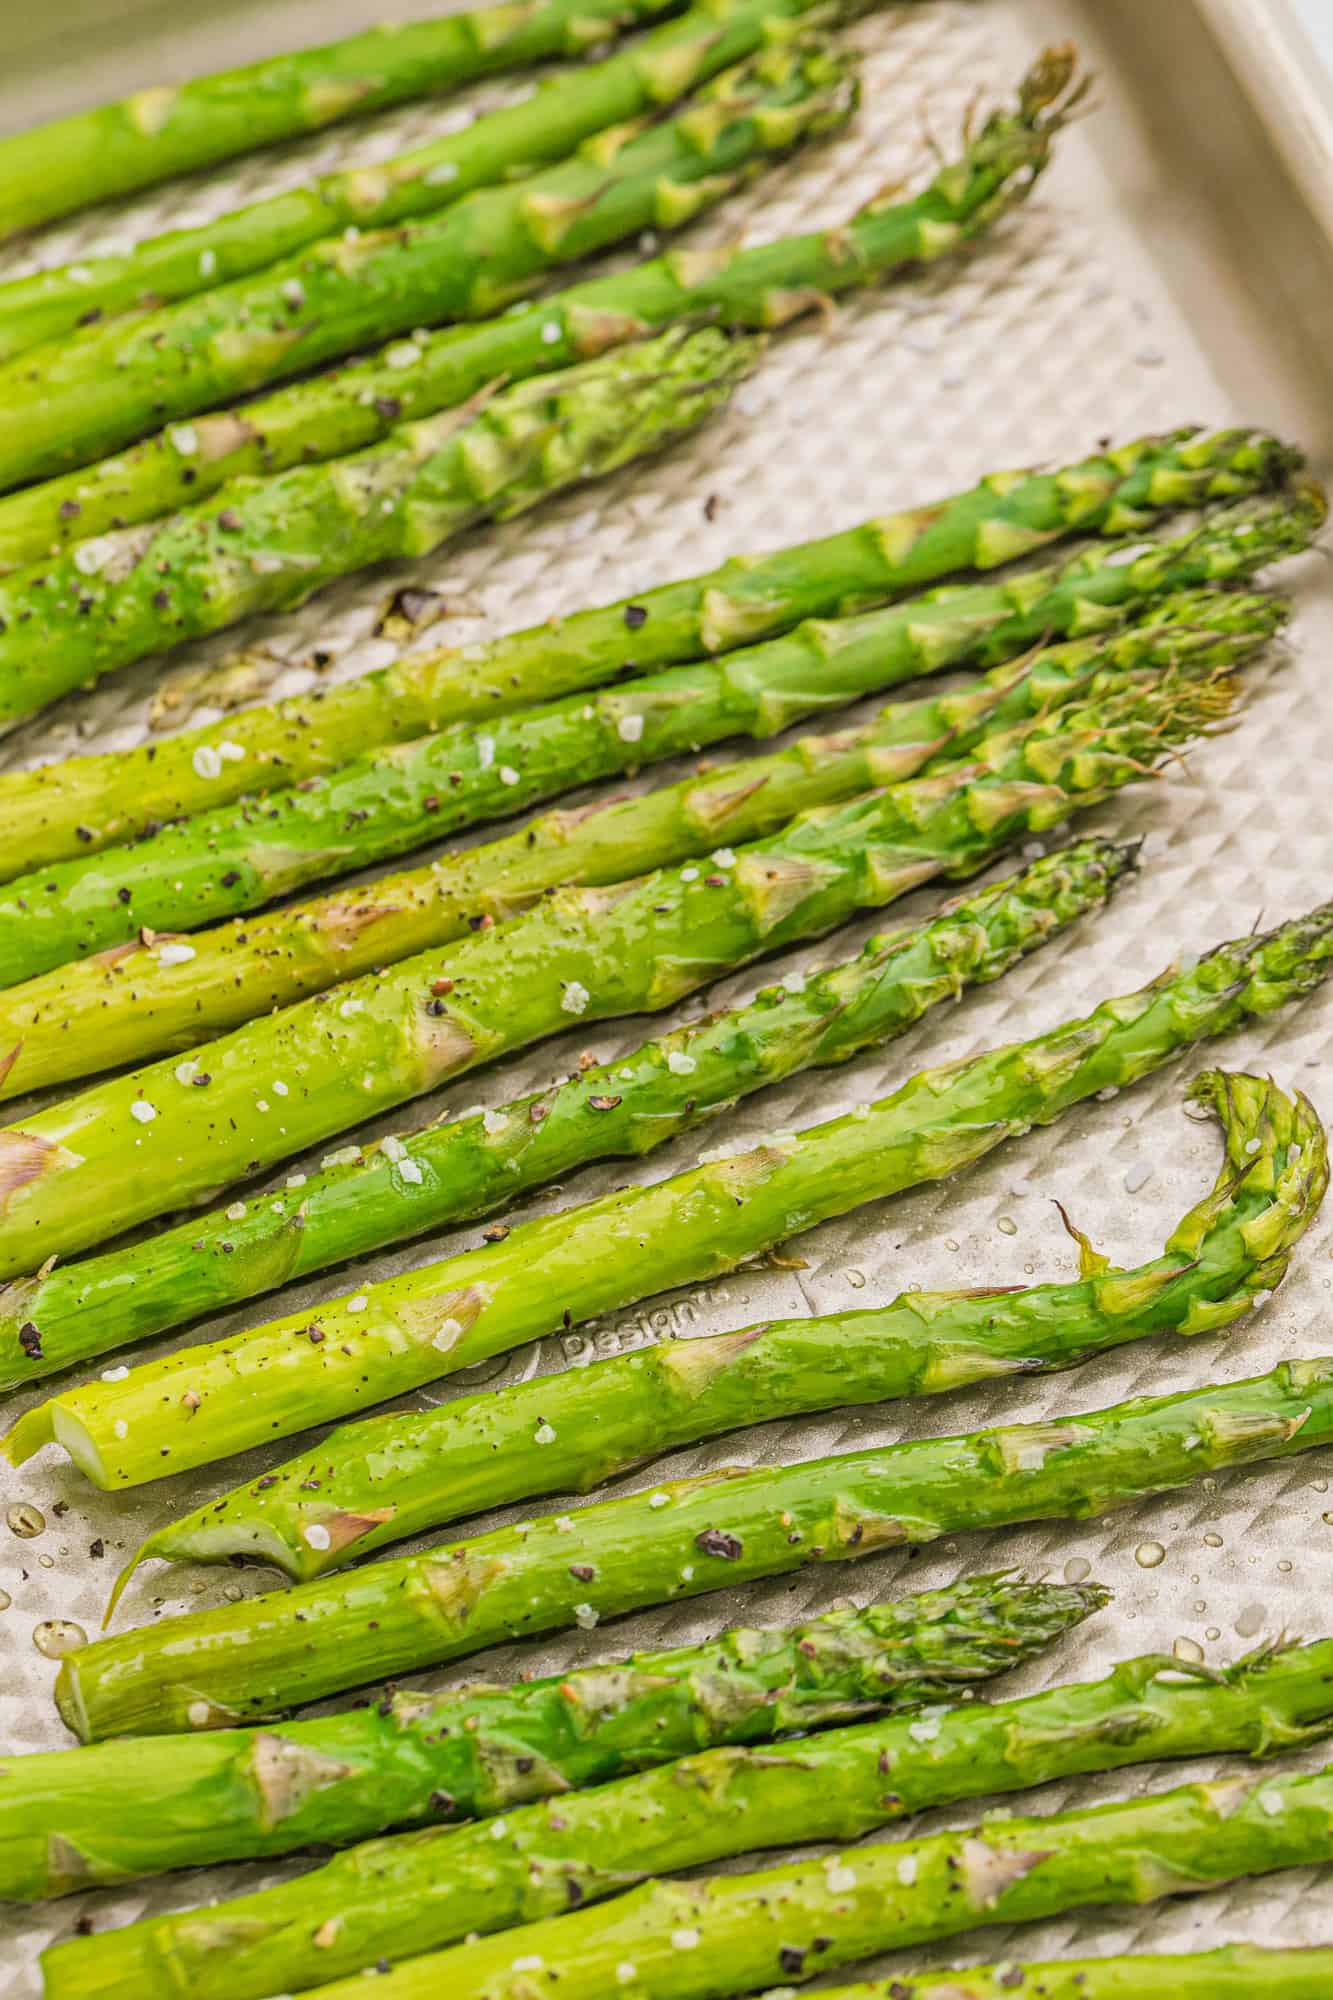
top-left (0, 658), bottom-right (1231, 1294)
top-left (38, 1642), bottom-right (1333, 2000)
top-left (49, 1349), bottom-right (1333, 1734)
top-left (0, 574), bottom-right (1283, 988)
top-left (753, 1951), bottom-right (1333, 2000)
top-left (0, 310), bottom-right (779, 735)
top-left (129, 1065), bottom-right (1323, 1583)
top-left (0, 41), bottom-right (857, 494)
top-left (0, 48), bottom-right (1080, 571)
top-left (0, 0), bottom-right (682, 241)
top-left (137, 1763), bottom-right (1333, 2000)
top-left (0, 427), bottom-right (1299, 874)
top-left (0, 840), bottom-right (1133, 1391)
top-left (0, 1577), bottom-right (1102, 1899)
top-left (0, 0), bottom-right (854, 365)
top-left (1, 497), bottom-right (1311, 1096)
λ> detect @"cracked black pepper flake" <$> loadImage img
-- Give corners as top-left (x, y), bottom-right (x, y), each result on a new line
top-left (18, 1321), bottom-right (42, 1359)
top-left (216, 509), bottom-right (243, 532)
top-left (482, 1223), bottom-right (510, 1243)
top-left (587, 1094), bottom-right (622, 1111)
top-left (89, 1539), bottom-right (105, 1560)
top-left (695, 1527), bottom-right (743, 1560)
top-left (568, 1563), bottom-right (596, 1582)
top-left (778, 1948), bottom-right (806, 1976)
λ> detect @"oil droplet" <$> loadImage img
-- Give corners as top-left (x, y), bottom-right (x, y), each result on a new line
top-left (1063, 1557), bottom-right (1092, 1585)
top-left (1135, 1541), bottom-right (1166, 1569)
top-left (1192, 1599), bottom-right (1207, 1614)
top-left (222, 1582), bottom-right (243, 1602)
top-left (1313, 1480), bottom-right (1329, 1495)
top-left (1323, 1512), bottom-right (1333, 1527)
top-left (844, 1270), bottom-right (866, 1290)
top-left (1205, 1626), bottom-right (1220, 1641)
top-left (996, 1217), bottom-right (1018, 1236)
top-left (6, 1502), bottom-right (44, 1538)
top-left (1173, 1636), bottom-right (1205, 1664)
top-left (37, 1553), bottom-right (54, 1569)
top-left (944, 1239), bottom-right (960, 1253)
top-left (0, 1588), bottom-right (10, 1611)
top-left (32, 1619), bottom-right (86, 1659)
top-left (1277, 1559), bottom-right (1293, 1573)
top-left (1234, 1602), bottom-right (1266, 1639)
top-left (189, 1579), bottom-right (208, 1595)
top-left (1203, 1532), bottom-right (1223, 1547)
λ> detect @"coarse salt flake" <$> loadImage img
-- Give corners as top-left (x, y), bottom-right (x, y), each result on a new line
top-left (616, 1967), bottom-right (637, 1987)
top-left (101, 1366), bottom-right (129, 1382)
top-left (272, 1080), bottom-right (288, 1097)
top-left (670, 1930), bottom-right (700, 1952)
top-left (199, 250), bottom-right (217, 278)
top-left (648, 1492), bottom-right (670, 1508)
top-left (113, 1420), bottom-right (129, 1440)
top-left (399, 1159), bottom-right (424, 1185)
top-left (512, 1957), bottom-right (543, 1973)
top-left (303, 1524), bottom-right (332, 1551)
top-left (562, 981), bottom-right (591, 1016)
top-left (130, 1101), bottom-right (157, 1124)
top-left (780, 971), bottom-right (806, 995)
top-left (573, 1602), bottom-right (599, 1629)
top-left (482, 1108), bottom-right (509, 1136)
top-left (477, 735), bottom-right (495, 769)
top-left (382, 1135), bottom-right (407, 1162)
top-left (908, 1718), bottom-right (940, 1743)
top-left (897, 1855), bottom-right (918, 1885)
top-left (158, 941), bottom-right (196, 967)
top-left (170, 424), bottom-right (199, 456)
top-left (617, 713), bottom-right (644, 743)
top-left (432, 1317), bottom-right (464, 1352)
top-left (826, 1864), bottom-right (857, 1893)
top-left (187, 1700), bottom-right (212, 1726)
top-left (680, 866), bottom-right (699, 882)
top-left (424, 160), bottom-right (459, 184)
top-left (346, 1295), bottom-right (369, 1313)
top-left (73, 536), bottom-right (116, 576)
top-left (1259, 1790), bottom-right (1284, 1817)
top-left (541, 321), bottom-right (562, 344)
top-left (225, 1201), bottom-right (246, 1221)
top-left (218, 740), bottom-right (246, 763)
top-left (175, 1061), bottom-right (199, 1085)
top-left (192, 745), bottom-right (223, 780)
top-left (286, 1173), bottom-right (307, 1189)
top-left (667, 1050), bottom-right (696, 1075)
top-left (499, 765), bottom-right (520, 785)
top-left (534, 1421), bottom-right (557, 1445)
top-left (386, 340), bottom-right (422, 369)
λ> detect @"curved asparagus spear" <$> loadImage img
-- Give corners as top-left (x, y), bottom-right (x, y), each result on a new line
top-left (0, 1577), bottom-right (1102, 1899)
top-left (37, 1642), bottom-right (1333, 2000)
top-left (0, 659), bottom-right (1230, 1291)
top-left (756, 1952), bottom-right (1333, 2000)
top-left (0, 0), bottom-right (681, 241)
top-left (131, 1066), bottom-right (1323, 1582)
top-left (1, 497), bottom-right (1310, 1094)
top-left (0, 427), bottom-right (1298, 874)
top-left (143, 1764), bottom-right (1333, 2000)
top-left (0, 41), bottom-right (857, 494)
top-left (0, 0), bottom-right (846, 365)
top-left (0, 49), bottom-right (1079, 572)
top-left (0, 841), bottom-right (1133, 1392)
top-left (0, 575), bottom-right (1282, 988)
top-left (51, 1353), bottom-right (1333, 1735)
top-left (0, 312), bottom-right (777, 735)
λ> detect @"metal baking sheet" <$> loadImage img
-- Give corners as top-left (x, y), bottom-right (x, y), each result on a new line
top-left (3, 0), bottom-right (1333, 1988)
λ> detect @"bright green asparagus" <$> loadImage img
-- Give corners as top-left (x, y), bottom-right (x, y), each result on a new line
top-left (0, 42), bottom-right (855, 494)
top-left (1, 494), bottom-right (1310, 1093)
top-left (51, 1353), bottom-right (1333, 1735)
top-left (0, 1577), bottom-right (1102, 1899)
top-left (160, 1763), bottom-right (1333, 2000)
top-left (0, 571), bottom-right (1283, 988)
top-left (0, 313), bottom-right (780, 734)
top-left (11, 872), bottom-right (1331, 1507)
top-left (0, 0), bottom-right (681, 240)
top-left (0, 658), bottom-right (1230, 1292)
top-left (0, 841), bottom-right (1133, 1391)
top-left (0, 48), bottom-right (1079, 571)
top-left (129, 1065), bottom-right (1322, 1583)
top-left (747, 1952), bottom-right (1333, 2000)
top-left (38, 1640), bottom-right (1333, 2000)
top-left (0, 426), bottom-right (1299, 874)
top-left (0, 0), bottom-right (855, 364)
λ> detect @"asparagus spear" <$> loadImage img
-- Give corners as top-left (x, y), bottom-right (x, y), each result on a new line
top-left (0, 311), bottom-right (780, 735)
top-left (49, 1349), bottom-right (1333, 1734)
top-left (753, 1951), bottom-right (1333, 2000)
top-left (38, 1641), bottom-right (1333, 2000)
top-left (130, 1763), bottom-right (1333, 2000)
top-left (0, 0), bottom-right (681, 241)
top-left (0, 1577), bottom-right (1102, 1899)
top-left (0, 427), bottom-right (1298, 874)
top-left (0, 574), bottom-right (1282, 988)
top-left (1, 497), bottom-right (1310, 1095)
top-left (0, 48), bottom-right (1080, 571)
top-left (0, 42), bottom-right (856, 494)
top-left (129, 1065), bottom-right (1322, 1583)
top-left (0, 658), bottom-right (1230, 1293)
top-left (0, 840), bottom-right (1133, 1391)
top-left (0, 0), bottom-right (855, 365)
